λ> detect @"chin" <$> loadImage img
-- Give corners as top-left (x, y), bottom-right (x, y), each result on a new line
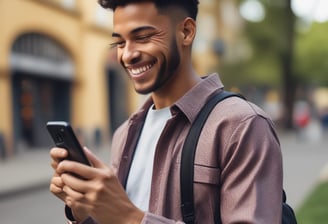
top-left (134, 85), bottom-right (153, 95)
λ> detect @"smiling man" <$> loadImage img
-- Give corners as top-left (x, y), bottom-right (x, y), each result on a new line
top-left (111, 1), bottom-right (199, 106)
top-left (49, 0), bottom-right (283, 223)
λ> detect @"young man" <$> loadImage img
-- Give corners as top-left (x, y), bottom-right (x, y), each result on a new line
top-left (50, 0), bottom-right (283, 223)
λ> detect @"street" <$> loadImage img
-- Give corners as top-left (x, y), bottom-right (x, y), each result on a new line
top-left (0, 126), bottom-right (327, 223)
top-left (0, 187), bottom-right (65, 223)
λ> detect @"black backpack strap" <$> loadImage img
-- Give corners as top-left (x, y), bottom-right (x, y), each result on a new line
top-left (180, 91), bottom-right (244, 224)
top-left (282, 190), bottom-right (298, 224)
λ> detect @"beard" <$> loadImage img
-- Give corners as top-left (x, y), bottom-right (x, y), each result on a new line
top-left (136, 36), bottom-right (181, 95)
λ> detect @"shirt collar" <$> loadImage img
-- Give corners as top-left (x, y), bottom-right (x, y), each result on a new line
top-left (173, 73), bottom-right (224, 123)
top-left (130, 73), bottom-right (224, 124)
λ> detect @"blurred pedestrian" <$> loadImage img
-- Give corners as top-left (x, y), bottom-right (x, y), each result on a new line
top-left (320, 107), bottom-right (328, 132)
top-left (293, 100), bottom-right (311, 138)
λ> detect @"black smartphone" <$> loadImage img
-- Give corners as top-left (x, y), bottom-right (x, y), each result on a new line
top-left (46, 121), bottom-right (91, 166)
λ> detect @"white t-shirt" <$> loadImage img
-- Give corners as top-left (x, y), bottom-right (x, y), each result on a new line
top-left (126, 105), bottom-right (171, 211)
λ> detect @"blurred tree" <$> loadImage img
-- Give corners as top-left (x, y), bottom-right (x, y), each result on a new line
top-left (295, 22), bottom-right (328, 86)
top-left (220, 0), bottom-right (296, 129)
top-left (280, 0), bottom-right (296, 129)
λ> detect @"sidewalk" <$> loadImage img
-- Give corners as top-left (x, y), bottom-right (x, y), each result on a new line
top-left (0, 145), bottom-right (111, 199)
top-left (0, 149), bottom-right (52, 198)
top-left (0, 132), bottom-right (327, 209)
top-left (279, 127), bottom-right (328, 209)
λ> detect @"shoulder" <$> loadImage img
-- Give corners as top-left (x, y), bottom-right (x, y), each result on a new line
top-left (203, 95), bottom-right (279, 150)
top-left (200, 95), bottom-right (281, 167)
top-left (211, 95), bottom-right (272, 124)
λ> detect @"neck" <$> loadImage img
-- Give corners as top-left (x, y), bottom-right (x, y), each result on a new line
top-left (151, 67), bottom-right (201, 109)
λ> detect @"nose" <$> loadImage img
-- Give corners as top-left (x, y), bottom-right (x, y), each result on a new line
top-left (121, 42), bottom-right (141, 65)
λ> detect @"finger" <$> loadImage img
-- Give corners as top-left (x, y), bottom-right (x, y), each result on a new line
top-left (63, 184), bottom-right (85, 205)
top-left (50, 175), bottom-right (65, 193)
top-left (84, 147), bottom-right (105, 169)
top-left (51, 160), bottom-right (57, 169)
top-left (57, 160), bottom-right (95, 179)
top-left (50, 147), bottom-right (68, 162)
top-left (51, 160), bottom-right (61, 170)
top-left (52, 176), bottom-right (65, 188)
top-left (50, 182), bottom-right (64, 195)
top-left (61, 173), bottom-right (89, 194)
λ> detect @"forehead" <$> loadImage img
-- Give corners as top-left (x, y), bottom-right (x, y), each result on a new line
top-left (113, 2), bottom-right (171, 33)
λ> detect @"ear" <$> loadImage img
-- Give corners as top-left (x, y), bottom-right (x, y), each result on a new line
top-left (179, 17), bottom-right (196, 46)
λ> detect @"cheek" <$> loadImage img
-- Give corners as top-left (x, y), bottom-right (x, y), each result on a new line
top-left (155, 40), bottom-right (170, 52)
top-left (149, 34), bottom-right (171, 54)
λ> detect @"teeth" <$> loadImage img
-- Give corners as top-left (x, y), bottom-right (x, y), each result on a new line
top-left (130, 64), bottom-right (153, 75)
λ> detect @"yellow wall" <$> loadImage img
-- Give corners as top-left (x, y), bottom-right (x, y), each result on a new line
top-left (0, 68), bottom-right (12, 155)
top-left (73, 30), bottom-right (111, 137)
top-left (0, 0), bottom-right (114, 155)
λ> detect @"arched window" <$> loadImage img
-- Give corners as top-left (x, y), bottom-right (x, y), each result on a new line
top-left (11, 32), bottom-right (74, 79)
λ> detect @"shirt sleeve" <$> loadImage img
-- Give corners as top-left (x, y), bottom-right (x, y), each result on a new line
top-left (220, 115), bottom-right (283, 223)
top-left (65, 206), bottom-right (186, 224)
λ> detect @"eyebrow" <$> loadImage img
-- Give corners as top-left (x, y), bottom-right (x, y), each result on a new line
top-left (112, 26), bottom-right (157, 38)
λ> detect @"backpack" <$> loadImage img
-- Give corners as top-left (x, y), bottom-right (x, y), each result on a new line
top-left (180, 91), bottom-right (297, 224)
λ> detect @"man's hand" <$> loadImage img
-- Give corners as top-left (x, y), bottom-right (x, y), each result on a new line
top-left (50, 147), bottom-right (144, 223)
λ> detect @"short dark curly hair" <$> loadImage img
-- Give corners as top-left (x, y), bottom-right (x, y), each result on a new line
top-left (98, 0), bottom-right (199, 20)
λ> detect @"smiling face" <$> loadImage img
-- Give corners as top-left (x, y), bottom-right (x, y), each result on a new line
top-left (112, 2), bottom-right (182, 95)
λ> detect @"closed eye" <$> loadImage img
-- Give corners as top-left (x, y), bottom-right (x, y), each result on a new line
top-left (135, 34), bottom-right (153, 42)
top-left (110, 41), bottom-right (125, 49)
top-left (110, 34), bottom-right (154, 49)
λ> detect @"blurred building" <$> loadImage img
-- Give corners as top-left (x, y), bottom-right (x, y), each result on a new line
top-left (0, 0), bottom-right (242, 157)
top-left (0, 0), bottom-right (133, 156)
top-left (194, 0), bottom-right (243, 75)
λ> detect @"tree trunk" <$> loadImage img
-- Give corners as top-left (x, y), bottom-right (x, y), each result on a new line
top-left (281, 0), bottom-right (296, 130)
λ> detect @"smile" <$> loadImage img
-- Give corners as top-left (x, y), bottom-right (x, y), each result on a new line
top-left (128, 62), bottom-right (155, 76)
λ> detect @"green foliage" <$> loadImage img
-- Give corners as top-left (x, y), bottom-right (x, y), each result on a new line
top-left (221, 0), bottom-right (291, 88)
top-left (294, 22), bottom-right (328, 86)
top-left (220, 56), bottom-right (281, 88)
top-left (296, 181), bottom-right (328, 224)
top-left (221, 0), bottom-right (328, 89)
